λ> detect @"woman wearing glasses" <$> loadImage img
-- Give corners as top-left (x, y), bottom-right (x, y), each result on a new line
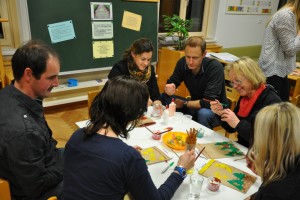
top-left (210, 57), bottom-right (281, 147)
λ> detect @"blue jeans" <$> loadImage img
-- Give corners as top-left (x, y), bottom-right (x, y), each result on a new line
top-left (196, 108), bottom-right (220, 129)
top-left (161, 93), bottom-right (220, 129)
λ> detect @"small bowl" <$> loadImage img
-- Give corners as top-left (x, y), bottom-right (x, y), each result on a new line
top-left (152, 133), bottom-right (161, 140)
top-left (197, 128), bottom-right (205, 138)
top-left (207, 177), bottom-right (221, 191)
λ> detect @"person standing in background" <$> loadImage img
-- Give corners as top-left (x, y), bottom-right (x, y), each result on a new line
top-left (258, 0), bottom-right (300, 101)
top-left (108, 38), bottom-right (162, 106)
top-left (0, 40), bottom-right (64, 200)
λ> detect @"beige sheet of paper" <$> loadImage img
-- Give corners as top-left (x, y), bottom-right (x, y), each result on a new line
top-left (121, 11), bottom-right (142, 31)
top-left (199, 159), bottom-right (257, 194)
top-left (92, 41), bottom-right (114, 59)
top-left (197, 142), bottom-right (244, 159)
top-left (141, 146), bottom-right (171, 165)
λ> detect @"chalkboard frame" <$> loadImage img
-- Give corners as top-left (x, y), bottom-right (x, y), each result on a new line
top-left (27, 0), bottom-right (158, 73)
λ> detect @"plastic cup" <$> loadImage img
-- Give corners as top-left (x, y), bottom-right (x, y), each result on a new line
top-left (197, 128), bottom-right (205, 138)
top-left (182, 114), bottom-right (192, 123)
top-left (189, 174), bottom-right (204, 198)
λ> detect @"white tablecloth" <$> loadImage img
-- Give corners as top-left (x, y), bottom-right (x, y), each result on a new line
top-left (76, 109), bottom-right (261, 200)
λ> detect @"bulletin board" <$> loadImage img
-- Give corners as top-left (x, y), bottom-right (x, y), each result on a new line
top-left (27, 0), bottom-right (158, 73)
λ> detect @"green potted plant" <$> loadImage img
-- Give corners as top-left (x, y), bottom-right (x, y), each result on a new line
top-left (163, 14), bottom-right (192, 50)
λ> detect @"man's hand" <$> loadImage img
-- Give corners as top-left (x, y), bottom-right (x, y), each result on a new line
top-left (164, 83), bottom-right (176, 96)
top-left (175, 99), bottom-right (185, 108)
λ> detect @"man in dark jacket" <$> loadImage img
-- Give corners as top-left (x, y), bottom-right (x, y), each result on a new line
top-left (0, 40), bottom-right (63, 200)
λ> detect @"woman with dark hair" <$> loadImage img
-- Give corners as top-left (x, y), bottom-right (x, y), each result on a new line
top-left (63, 76), bottom-right (195, 200)
top-left (108, 38), bottom-right (162, 106)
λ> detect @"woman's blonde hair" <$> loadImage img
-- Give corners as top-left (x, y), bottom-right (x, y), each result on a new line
top-left (249, 102), bottom-right (300, 186)
top-left (225, 57), bottom-right (266, 89)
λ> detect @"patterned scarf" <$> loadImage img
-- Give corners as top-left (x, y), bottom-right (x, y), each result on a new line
top-left (127, 57), bottom-right (151, 83)
top-left (237, 84), bottom-right (266, 117)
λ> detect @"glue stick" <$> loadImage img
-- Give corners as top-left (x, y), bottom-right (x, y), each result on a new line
top-left (169, 98), bottom-right (176, 117)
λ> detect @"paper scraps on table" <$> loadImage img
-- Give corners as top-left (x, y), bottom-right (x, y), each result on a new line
top-left (137, 115), bottom-right (156, 127)
top-left (197, 141), bottom-right (244, 159)
top-left (199, 159), bottom-right (256, 193)
top-left (140, 146), bottom-right (171, 165)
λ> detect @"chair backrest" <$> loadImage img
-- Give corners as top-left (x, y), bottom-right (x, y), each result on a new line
top-left (87, 90), bottom-right (101, 111)
top-left (294, 95), bottom-right (300, 108)
top-left (0, 178), bottom-right (11, 200)
top-left (292, 78), bottom-right (300, 105)
top-left (225, 86), bottom-right (240, 111)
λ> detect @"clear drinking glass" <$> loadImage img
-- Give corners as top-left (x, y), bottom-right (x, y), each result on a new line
top-left (189, 174), bottom-right (204, 198)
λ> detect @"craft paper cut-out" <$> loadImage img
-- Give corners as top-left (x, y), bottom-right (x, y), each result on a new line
top-left (199, 159), bottom-right (257, 193)
top-left (197, 141), bottom-right (244, 159)
top-left (140, 146), bottom-right (171, 165)
top-left (136, 115), bottom-right (156, 127)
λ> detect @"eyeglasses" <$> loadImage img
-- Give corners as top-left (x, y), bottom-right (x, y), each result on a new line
top-left (229, 79), bottom-right (243, 87)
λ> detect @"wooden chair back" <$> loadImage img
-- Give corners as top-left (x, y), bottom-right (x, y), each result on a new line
top-left (0, 178), bottom-right (11, 200)
top-left (292, 78), bottom-right (300, 105)
top-left (225, 86), bottom-right (240, 111)
top-left (87, 90), bottom-right (101, 112)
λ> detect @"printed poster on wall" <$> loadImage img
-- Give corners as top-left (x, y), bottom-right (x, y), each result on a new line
top-left (226, 0), bottom-right (276, 15)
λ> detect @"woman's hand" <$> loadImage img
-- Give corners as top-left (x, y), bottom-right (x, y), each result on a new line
top-left (133, 146), bottom-right (142, 153)
top-left (220, 108), bottom-right (240, 128)
top-left (177, 149), bottom-right (195, 171)
top-left (210, 100), bottom-right (224, 116)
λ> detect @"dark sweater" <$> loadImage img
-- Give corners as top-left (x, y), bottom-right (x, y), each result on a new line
top-left (108, 59), bottom-right (162, 102)
top-left (221, 85), bottom-right (282, 147)
top-left (167, 56), bottom-right (227, 109)
top-left (64, 128), bottom-right (184, 200)
top-left (253, 158), bottom-right (300, 200)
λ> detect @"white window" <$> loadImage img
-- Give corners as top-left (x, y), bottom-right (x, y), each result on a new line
top-left (159, 0), bottom-right (210, 37)
top-left (0, 0), bottom-right (20, 48)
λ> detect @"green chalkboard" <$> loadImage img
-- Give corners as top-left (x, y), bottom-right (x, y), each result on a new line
top-left (27, 0), bottom-right (158, 73)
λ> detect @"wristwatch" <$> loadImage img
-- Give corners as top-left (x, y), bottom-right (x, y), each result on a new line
top-left (174, 166), bottom-right (187, 179)
top-left (183, 100), bottom-right (189, 108)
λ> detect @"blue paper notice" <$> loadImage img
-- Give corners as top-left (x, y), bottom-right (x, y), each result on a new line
top-left (48, 20), bottom-right (76, 43)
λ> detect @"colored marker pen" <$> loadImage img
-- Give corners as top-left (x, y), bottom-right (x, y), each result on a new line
top-left (161, 161), bottom-right (174, 174)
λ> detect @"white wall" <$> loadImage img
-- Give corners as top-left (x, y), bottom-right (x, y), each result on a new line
top-left (18, 1), bottom-right (279, 49)
top-left (207, 0), bottom-right (279, 48)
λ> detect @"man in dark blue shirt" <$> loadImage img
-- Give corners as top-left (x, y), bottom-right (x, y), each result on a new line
top-left (164, 36), bottom-right (227, 129)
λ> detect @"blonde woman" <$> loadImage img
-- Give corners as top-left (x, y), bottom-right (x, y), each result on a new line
top-left (210, 57), bottom-right (281, 147)
top-left (247, 102), bottom-right (300, 200)
top-left (259, 0), bottom-right (300, 101)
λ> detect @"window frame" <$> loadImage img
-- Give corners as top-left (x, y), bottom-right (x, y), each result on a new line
top-left (0, 0), bottom-right (20, 48)
top-left (158, 0), bottom-right (211, 38)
